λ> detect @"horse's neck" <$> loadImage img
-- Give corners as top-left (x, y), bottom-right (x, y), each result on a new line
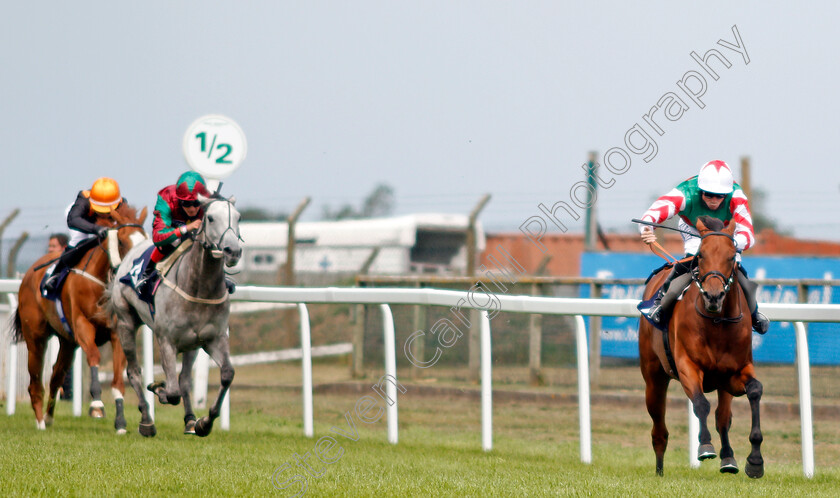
top-left (176, 241), bottom-right (225, 297)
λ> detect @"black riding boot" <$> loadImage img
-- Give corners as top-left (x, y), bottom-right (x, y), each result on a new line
top-left (43, 259), bottom-right (68, 294)
top-left (648, 262), bottom-right (692, 324)
top-left (737, 265), bottom-right (769, 334)
top-left (136, 260), bottom-right (159, 296)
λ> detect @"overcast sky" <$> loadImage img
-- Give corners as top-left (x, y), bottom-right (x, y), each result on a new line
top-left (2, 1), bottom-right (839, 244)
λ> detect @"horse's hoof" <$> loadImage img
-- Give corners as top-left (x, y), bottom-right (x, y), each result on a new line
top-left (89, 400), bottom-right (106, 419)
top-left (45, 414), bottom-right (54, 427)
top-left (745, 461), bottom-right (764, 479)
top-left (138, 423), bottom-right (157, 438)
top-left (116, 428), bottom-right (127, 435)
top-left (719, 457), bottom-right (739, 474)
top-left (35, 419), bottom-right (46, 430)
top-left (147, 381), bottom-right (165, 394)
top-left (194, 417), bottom-right (213, 437)
top-left (698, 444), bottom-right (717, 461)
top-left (184, 419), bottom-right (196, 435)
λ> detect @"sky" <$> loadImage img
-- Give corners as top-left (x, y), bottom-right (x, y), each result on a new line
top-left (2, 1), bottom-right (839, 249)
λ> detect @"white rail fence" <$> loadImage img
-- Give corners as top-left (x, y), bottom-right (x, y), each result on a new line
top-left (3, 280), bottom-right (839, 478)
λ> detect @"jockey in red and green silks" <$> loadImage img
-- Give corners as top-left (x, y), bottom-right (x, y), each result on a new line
top-left (638, 160), bottom-right (768, 334)
top-left (135, 171), bottom-right (211, 294)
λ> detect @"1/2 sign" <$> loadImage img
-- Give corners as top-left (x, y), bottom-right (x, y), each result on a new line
top-left (182, 114), bottom-right (247, 180)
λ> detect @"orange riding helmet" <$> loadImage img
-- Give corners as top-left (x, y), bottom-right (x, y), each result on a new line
top-left (86, 177), bottom-right (122, 213)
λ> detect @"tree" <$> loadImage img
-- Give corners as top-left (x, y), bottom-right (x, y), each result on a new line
top-left (748, 188), bottom-right (784, 234)
top-left (322, 183), bottom-right (395, 220)
top-left (361, 184), bottom-right (395, 218)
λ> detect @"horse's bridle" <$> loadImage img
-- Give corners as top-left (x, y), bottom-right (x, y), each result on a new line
top-left (195, 198), bottom-right (243, 259)
top-left (690, 230), bottom-right (742, 324)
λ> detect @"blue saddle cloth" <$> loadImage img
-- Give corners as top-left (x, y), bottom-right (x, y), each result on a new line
top-left (637, 294), bottom-right (670, 333)
top-left (637, 264), bottom-right (675, 333)
top-left (119, 246), bottom-right (158, 306)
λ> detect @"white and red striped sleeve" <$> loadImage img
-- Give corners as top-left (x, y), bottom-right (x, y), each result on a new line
top-left (638, 188), bottom-right (687, 233)
top-left (729, 188), bottom-right (755, 251)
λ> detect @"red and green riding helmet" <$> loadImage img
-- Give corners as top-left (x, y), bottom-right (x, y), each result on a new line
top-left (175, 171), bottom-right (211, 201)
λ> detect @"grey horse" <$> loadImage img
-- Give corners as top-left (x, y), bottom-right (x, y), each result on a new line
top-left (104, 195), bottom-right (242, 437)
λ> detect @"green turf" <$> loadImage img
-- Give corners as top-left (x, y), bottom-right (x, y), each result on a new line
top-left (2, 377), bottom-right (839, 497)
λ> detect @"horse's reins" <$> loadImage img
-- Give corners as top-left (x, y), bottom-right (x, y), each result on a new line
top-left (33, 222), bottom-right (147, 276)
top-left (632, 218), bottom-right (693, 264)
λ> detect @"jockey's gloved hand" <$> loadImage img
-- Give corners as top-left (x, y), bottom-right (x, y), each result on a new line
top-left (96, 227), bottom-right (109, 240)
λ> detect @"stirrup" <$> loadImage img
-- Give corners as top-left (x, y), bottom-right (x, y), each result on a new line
top-left (752, 311), bottom-right (769, 335)
top-left (648, 303), bottom-right (664, 324)
top-left (44, 275), bottom-right (60, 293)
top-left (136, 270), bottom-right (158, 295)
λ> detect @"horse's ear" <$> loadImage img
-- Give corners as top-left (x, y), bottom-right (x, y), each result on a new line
top-left (111, 210), bottom-right (125, 225)
top-left (138, 206), bottom-right (148, 224)
top-left (696, 217), bottom-right (709, 233)
top-left (198, 194), bottom-right (210, 206)
top-left (228, 195), bottom-right (236, 206)
top-left (724, 219), bottom-right (737, 236)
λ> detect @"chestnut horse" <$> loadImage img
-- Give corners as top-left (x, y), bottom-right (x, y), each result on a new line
top-left (12, 203), bottom-right (147, 433)
top-left (639, 216), bottom-right (764, 478)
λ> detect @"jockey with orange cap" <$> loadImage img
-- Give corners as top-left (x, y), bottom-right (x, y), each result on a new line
top-left (43, 177), bottom-right (125, 294)
top-left (135, 171), bottom-right (234, 295)
top-left (638, 160), bottom-right (769, 334)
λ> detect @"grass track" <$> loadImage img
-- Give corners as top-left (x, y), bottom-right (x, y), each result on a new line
top-left (2, 368), bottom-right (839, 498)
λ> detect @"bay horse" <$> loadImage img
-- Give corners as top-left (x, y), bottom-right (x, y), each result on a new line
top-left (639, 216), bottom-right (763, 478)
top-left (12, 203), bottom-right (148, 433)
top-left (105, 195), bottom-right (241, 437)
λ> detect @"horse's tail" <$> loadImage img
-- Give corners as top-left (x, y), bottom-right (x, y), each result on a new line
top-left (9, 307), bottom-right (23, 343)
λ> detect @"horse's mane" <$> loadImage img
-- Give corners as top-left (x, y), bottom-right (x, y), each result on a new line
top-left (114, 201), bottom-right (138, 220)
top-left (698, 215), bottom-right (724, 232)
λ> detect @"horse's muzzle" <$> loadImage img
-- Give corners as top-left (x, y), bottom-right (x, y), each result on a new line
top-left (703, 291), bottom-right (725, 313)
top-left (224, 247), bottom-right (242, 267)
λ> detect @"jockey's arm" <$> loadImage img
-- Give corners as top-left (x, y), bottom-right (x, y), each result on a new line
top-left (66, 192), bottom-right (101, 235)
top-left (729, 189), bottom-right (756, 251)
top-left (152, 195), bottom-right (180, 246)
top-left (638, 188), bottom-right (687, 245)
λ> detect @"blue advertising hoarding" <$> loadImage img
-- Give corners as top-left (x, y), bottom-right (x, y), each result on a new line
top-left (580, 253), bottom-right (840, 365)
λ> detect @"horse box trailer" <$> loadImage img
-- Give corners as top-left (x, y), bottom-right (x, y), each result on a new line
top-left (234, 213), bottom-right (485, 285)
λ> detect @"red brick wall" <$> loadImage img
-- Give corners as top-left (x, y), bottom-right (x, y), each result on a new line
top-left (481, 229), bottom-right (840, 276)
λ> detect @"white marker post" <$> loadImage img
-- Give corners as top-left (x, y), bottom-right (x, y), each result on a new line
top-left (182, 114), bottom-right (247, 192)
top-left (182, 114), bottom-right (246, 430)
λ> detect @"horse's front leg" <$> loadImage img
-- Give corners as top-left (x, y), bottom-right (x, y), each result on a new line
top-left (148, 339), bottom-right (182, 405)
top-left (180, 349), bottom-right (198, 434)
top-left (678, 361), bottom-right (716, 461)
top-left (726, 365), bottom-right (764, 478)
top-left (743, 370), bottom-right (764, 478)
top-left (45, 338), bottom-right (76, 427)
top-left (194, 334), bottom-right (234, 437)
top-left (716, 389), bottom-right (738, 473)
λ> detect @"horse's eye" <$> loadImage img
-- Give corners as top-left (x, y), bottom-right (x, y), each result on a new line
top-left (208, 216), bottom-right (215, 223)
